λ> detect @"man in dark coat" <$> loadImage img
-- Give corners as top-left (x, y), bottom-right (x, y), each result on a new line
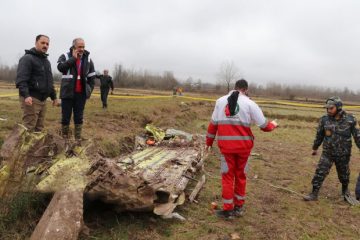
top-left (97, 69), bottom-right (114, 108)
top-left (16, 34), bottom-right (58, 132)
top-left (57, 38), bottom-right (95, 141)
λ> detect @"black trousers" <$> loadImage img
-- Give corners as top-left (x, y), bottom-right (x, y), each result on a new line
top-left (356, 173), bottom-right (360, 199)
top-left (100, 87), bottom-right (110, 107)
top-left (61, 93), bottom-right (86, 125)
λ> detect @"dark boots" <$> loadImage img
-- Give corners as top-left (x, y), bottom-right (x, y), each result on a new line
top-left (342, 184), bottom-right (350, 196)
top-left (303, 187), bottom-right (319, 201)
top-left (356, 174), bottom-right (360, 201)
top-left (61, 125), bottom-right (70, 139)
top-left (215, 209), bottom-right (234, 219)
top-left (62, 124), bottom-right (83, 144)
top-left (233, 205), bottom-right (245, 217)
top-left (74, 124), bottom-right (82, 142)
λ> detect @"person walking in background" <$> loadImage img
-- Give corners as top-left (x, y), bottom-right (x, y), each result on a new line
top-left (304, 97), bottom-right (360, 202)
top-left (97, 69), bottom-right (114, 109)
top-left (205, 79), bottom-right (278, 219)
top-left (16, 34), bottom-right (58, 132)
top-left (57, 38), bottom-right (96, 142)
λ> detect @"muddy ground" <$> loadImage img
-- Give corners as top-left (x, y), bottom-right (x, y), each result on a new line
top-left (0, 89), bottom-right (360, 240)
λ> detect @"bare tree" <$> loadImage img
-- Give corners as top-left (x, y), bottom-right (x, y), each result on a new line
top-left (216, 60), bottom-right (239, 92)
top-left (111, 63), bottom-right (179, 90)
top-left (0, 63), bottom-right (17, 82)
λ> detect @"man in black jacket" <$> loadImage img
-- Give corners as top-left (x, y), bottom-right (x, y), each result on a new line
top-left (16, 34), bottom-right (58, 132)
top-left (57, 38), bottom-right (95, 141)
top-left (97, 69), bottom-right (114, 108)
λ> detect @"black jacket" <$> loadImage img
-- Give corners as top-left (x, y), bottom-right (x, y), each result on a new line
top-left (57, 48), bottom-right (95, 99)
top-left (16, 48), bottom-right (56, 101)
top-left (98, 75), bottom-right (114, 90)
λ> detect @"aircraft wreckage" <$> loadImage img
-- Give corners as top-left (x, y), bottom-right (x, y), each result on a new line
top-left (0, 124), bottom-right (207, 240)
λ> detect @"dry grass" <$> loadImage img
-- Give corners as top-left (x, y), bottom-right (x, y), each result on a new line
top-left (0, 87), bottom-right (360, 240)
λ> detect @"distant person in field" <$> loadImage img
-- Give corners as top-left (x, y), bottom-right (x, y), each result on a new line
top-left (177, 87), bottom-right (183, 96)
top-left (304, 97), bottom-right (360, 202)
top-left (15, 34), bottom-right (58, 132)
top-left (205, 79), bottom-right (278, 219)
top-left (57, 38), bottom-right (96, 142)
top-left (96, 69), bottom-right (114, 109)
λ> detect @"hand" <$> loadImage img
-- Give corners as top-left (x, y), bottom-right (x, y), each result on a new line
top-left (72, 48), bottom-right (79, 59)
top-left (311, 150), bottom-right (317, 156)
top-left (24, 97), bottom-right (33, 106)
top-left (271, 119), bottom-right (279, 128)
top-left (52, 99), bottom-right (61, 107)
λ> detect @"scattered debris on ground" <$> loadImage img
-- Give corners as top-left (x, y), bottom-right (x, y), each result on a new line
top-left (0, 123), bottom-right (207, 240)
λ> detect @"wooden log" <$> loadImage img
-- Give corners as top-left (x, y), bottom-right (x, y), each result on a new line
top-left (189, 175), bottom-right (206, 203)
top-left (30, 190), bottom-right (84, 240)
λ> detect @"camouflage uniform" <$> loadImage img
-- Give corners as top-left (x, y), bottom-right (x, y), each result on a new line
top-left (311, 111), bottom-right (360, 192)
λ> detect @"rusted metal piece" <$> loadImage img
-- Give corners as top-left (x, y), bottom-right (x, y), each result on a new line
top-left (0, 124), bottom-right (65, 198)
top-left (30, 190), bottom-right (84, 240)
top-left (86, 145), bottom-right (204, 215)
top-left (189, 175), bottom-right (206, 203)
top-left (0, 125), bottom-right (207, 240)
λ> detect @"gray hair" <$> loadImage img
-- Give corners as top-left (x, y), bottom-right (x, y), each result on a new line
top-left (72, 38), bottom-right (84, 47)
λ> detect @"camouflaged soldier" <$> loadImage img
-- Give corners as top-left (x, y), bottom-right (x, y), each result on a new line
top-left (304, 97), bottom-right (360, 201)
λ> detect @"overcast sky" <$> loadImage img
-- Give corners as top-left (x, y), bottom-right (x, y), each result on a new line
top-left (1, 0), bottom-right (360, 89)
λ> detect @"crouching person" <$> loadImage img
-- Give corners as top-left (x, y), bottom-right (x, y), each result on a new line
top-left (205, 79), bottom-right (278, 219)
top-left (304, 97), bottom-right (360, 201)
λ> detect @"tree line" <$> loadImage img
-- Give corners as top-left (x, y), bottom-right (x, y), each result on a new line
top-left (1, 62), bottom-right (360, 102)
top-left (0, 64), bottom-right (17, 82)
top-left (111, 64), bottom-right (178, 90)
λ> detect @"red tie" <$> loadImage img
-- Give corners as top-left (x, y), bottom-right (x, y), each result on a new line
top-left (75, 58), bottom-right (82, 93)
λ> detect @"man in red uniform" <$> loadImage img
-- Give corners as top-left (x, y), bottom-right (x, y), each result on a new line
top-left (206, 79), bottom-right (278, 218)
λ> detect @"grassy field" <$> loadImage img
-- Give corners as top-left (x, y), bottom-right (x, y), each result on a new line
top-left (0, 86), bottom-right (360, 240)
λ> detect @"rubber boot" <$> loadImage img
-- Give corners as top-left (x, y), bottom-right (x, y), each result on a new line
top-left (233, 205), bottom-right (245, 217)
top-left (74, 124), bottom-right (82, 145)
top-left (303, 187), bottom-right (319, 201)
top-left (215, 209), bottom-right (234, 219)
top-left (356, 174), bottom-right (360, 201)
top-left (61, 125), bottom-right (70, 139)
top-left (342, 184), bottom-right (350, 200)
